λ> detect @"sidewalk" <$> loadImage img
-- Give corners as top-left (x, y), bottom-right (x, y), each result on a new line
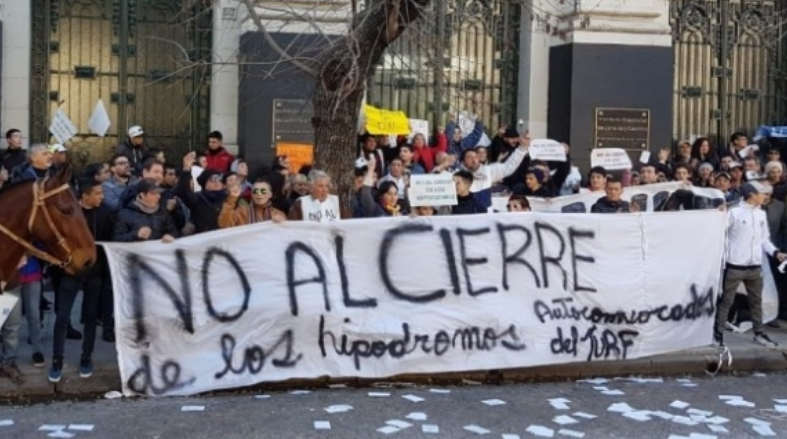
top-left (2, 287), bottom-right (787, 398)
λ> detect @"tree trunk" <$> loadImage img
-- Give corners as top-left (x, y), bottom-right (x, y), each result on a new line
top-left (308, 0), bottom-right (432, 208)
top-left (312, 84), bottom-right (364, 209)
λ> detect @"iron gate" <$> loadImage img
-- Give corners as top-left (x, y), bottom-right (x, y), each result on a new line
top-left (30, 0), bottom-right (212, 164)
top-left (670, 0), bottom-right (787, 143)
top-left (367, 0), bottom-right (521, 130)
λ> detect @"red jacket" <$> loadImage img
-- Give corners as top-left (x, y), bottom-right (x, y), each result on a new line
top-left (205, 147), bottom-right (234, 173)
top-left (412, 133), bottom-right (448, 172)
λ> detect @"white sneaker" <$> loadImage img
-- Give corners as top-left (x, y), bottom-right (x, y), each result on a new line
top-left (753, 333), bottom-right (779, 349)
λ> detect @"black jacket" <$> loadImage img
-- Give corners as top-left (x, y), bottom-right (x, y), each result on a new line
top-left (82, 204), bottom-right (115, 274)
top-left (591, 197), bottom-right (631, 213)
top-left (113, 202), bottom-right (179, 242)
top-left (115, 139), bottom-right (147, 170)
top-left (175, 170), bottom-right (223, 234)
top-left (452, 193), bottom-right (487, 215)
top-left (119, 181), bottom-right (186, 229)
top-left (1, 148), bottom-right (27, 175)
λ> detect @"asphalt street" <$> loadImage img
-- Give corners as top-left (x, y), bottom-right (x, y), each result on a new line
top-left (3, 373), bottom-right (787, 439)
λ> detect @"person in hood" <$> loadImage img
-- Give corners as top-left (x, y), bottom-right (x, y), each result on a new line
top-left (591, 177), bottom-right (636, 213)
top-left (515, 167), bottom-right (551, 198)
top-left (451, 170), bottom-right (486, 215)
top-left (205, 130), bottom-right (234, 173)
top-left (115, 125), bottom-right (147, 169)
top-left (177, 152), bottom-right (227, 234)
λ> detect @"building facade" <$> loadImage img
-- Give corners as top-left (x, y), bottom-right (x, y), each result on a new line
top-left (2, 0), bottom-right (785, 170)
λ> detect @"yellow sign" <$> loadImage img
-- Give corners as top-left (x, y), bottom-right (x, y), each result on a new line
top-left (363, 105), bottom-right (411, 135)
top-left (276, 143), bottom-right (314, 174)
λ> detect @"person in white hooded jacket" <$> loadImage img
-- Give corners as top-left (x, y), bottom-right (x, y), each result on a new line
top-left (460, 131), bottom-right (530, 208)
top-left (715, 180), bottom-right (787, 348)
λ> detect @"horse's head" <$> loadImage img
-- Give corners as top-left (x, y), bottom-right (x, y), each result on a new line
top-left (31, 165), bottom-right (96, 275)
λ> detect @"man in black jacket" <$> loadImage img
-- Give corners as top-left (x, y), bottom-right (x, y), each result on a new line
top-left (113, 179), bottom-right (179, 242)
top-left (115, 125), bottom-right (147, 170)
top-left (1, 129), bottom-right (27, 179)
top-left (48, 179), bottom-right (116, 383)
top-left (591, 177), bottom-right (637, 213)
top-left (452, 170), bottom-right (487, 215)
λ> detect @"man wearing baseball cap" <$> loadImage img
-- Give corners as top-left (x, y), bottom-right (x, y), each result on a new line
top-left (115, 125), bottom-right (147, 169)
top-left (715, 180), bottom-right (787, 349)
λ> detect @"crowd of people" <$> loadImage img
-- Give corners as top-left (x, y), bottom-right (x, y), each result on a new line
top-left (0, 116), bottom-right (786, 386)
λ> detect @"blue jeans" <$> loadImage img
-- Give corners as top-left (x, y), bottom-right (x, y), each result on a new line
top-left (0, 287), bottom-right (21, 366)
top-left (20, 281), bottom-right (43, 354)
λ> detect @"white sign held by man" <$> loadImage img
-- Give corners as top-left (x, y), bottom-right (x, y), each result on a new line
top-left (49, 109), bottom-right (78, 145)
top-left (408, 173), bottom-right (458, 206)
top-left (529, 139), bottom-right (566, 162)
top-left (591, 148), bottom-right (632, 170)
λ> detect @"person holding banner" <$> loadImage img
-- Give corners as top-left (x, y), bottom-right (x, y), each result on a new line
top-left (288, 170), bottom-right (352, 222)
top-left (452, 170), bottom-right (487, 215)
top-left (591, 177), bottom-right (637, 214)
top-left (219, 180), bottom-right (286, 228)
top-left (715, 181), bottom-right (787, 348)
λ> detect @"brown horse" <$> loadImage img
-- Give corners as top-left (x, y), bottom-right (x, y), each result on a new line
top-left (0, 165), bottom-right (96, 285)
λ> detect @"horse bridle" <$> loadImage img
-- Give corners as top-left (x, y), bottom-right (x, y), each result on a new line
top-left (0, 180), bottom-right (74, 268)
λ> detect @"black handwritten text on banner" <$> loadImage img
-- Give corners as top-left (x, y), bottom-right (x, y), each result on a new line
top-left (102, 211), bottom-right (726, 396)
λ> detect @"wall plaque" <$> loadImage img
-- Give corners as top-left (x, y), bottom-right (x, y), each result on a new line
top-left (272, 99), bottom-right (314, 145)
top-left (594, 108), bottom-right (650, 150)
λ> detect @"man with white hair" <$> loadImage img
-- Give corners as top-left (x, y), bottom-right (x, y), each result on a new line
top-left (10, 143), bottom-right (54, 183)
top-left (288, 170), bottom-right (351, 222)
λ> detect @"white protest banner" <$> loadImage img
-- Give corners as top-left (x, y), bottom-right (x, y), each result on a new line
top-left (49, 109), bottom-right (78, 144)
top-left (408, 174), bottom-right (458, 207)
top-left (0, 293), bottom-right (19, 328)
top-left (408, 119), bottom-right (429, 142)
top-left (457, 111), bottom-right (475, 137)
top-left (489, 183), bottom-right (724, 214)
top-left (88, 99), bottom-right (111, 137)
top-left (529, 139), bottom-right (566, 162)
top-left (591, 148), bottom-right (632, 170)
top-left (103, 210), bottom-right (726, 396)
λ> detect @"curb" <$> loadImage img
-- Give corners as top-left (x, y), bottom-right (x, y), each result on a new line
top-left (2, 347), bottom-right (785, 399)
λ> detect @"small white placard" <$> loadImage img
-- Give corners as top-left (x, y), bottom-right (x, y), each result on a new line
top-left (639, 150), bottom-right (651, 164)
top-left (49, 109), bottom-right (78, 145)
top-left (408, 174), bottom-right (458, 207)
top-left (529, 139), bottom-right (566, 162)
top-left (591, 148), bottom-right (632, 170)
top-left (87, 99), bottom-right (111, 137)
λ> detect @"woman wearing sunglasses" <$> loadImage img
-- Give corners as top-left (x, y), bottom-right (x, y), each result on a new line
top-left (218, 179), bottom-right (286, 228)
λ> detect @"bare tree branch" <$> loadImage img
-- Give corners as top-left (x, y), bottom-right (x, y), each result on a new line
top-left (239, 0), bottom-right (320, 77)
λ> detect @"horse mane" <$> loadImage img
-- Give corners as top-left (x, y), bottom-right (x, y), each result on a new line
top-left (0, 179), bottom-right (35, 197)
